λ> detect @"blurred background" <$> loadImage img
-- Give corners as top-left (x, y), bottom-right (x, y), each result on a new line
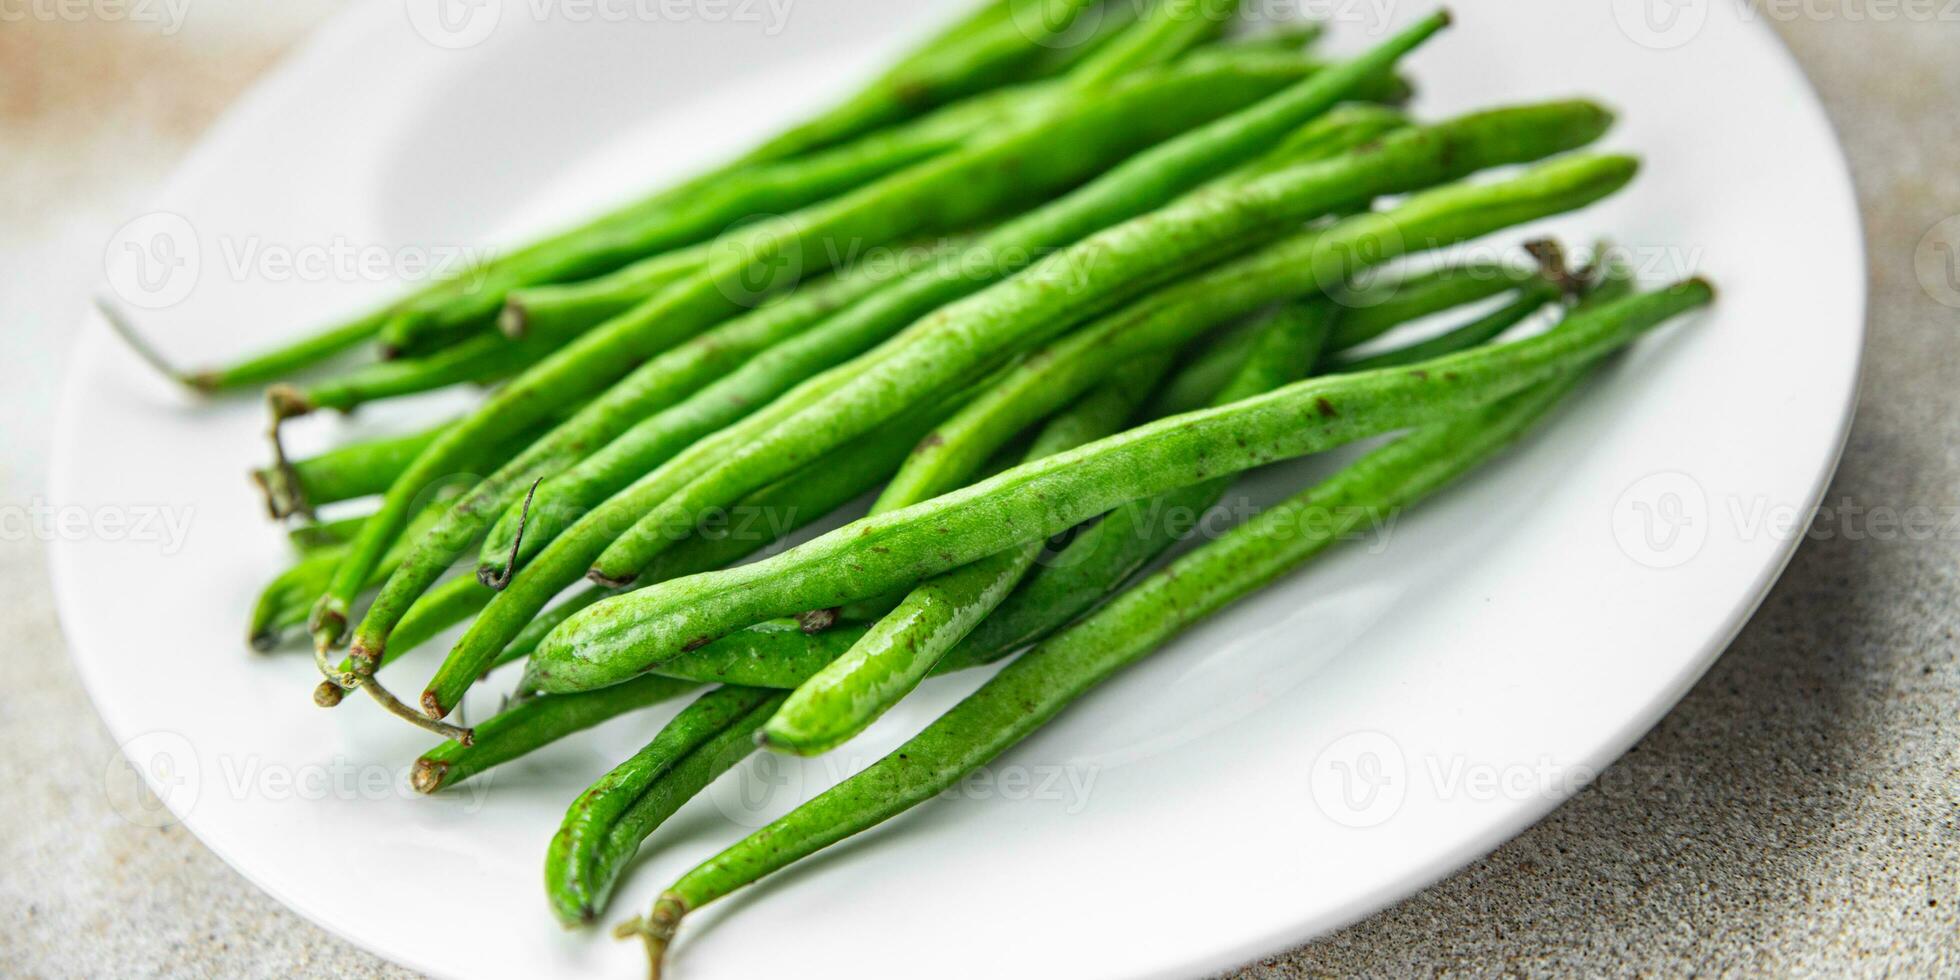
top-left (3, 2), bottom-right (1953, 975)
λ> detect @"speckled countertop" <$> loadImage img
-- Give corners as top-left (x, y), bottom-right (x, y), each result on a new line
top-left (3, 5), bottom-right (1953, 977)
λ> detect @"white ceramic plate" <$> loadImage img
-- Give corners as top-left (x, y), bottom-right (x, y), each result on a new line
top-left (52, 1), bottom-right (1862, 977)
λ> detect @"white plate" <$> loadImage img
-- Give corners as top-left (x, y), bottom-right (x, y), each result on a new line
top-left (51, 2), bottom-right (1862, 978)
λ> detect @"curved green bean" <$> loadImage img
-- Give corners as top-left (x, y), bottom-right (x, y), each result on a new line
top-left (532, 271), bottom-right (1705, 692)
top-left (544, 686), bottom-right (784, 925)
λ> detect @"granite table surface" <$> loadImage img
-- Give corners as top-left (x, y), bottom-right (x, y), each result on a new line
top-left (2, 4), bottom-right (1952, 976)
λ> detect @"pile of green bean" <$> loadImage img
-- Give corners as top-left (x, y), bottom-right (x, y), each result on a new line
top-left (121, 2), bottom-right (1717, 972)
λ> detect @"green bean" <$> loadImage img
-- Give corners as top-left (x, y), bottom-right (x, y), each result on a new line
top-left (1026, 0), bottom-right (1143, 77)
top-left (618, 366), bottom-right (1615, 970)
top-left (1328, 260), bottom-right (1541, 350)
top-left (735, 0), bottom-right (1100, 163)
top-left (1066, 0), bottom-right (1238, 89)
top-left (498, 244), bottom-right (712, 341)
top-left (760, 352), bottom-right (1180, 755)
top-left (532, 271), bottom-right (1706, 693)
top-left (590, 98), bottom-right (1618, 585)
top-left (1331, 283), bottom-right (1555, 372)
top-left (408, 674), bottom-right (699, 795)
top-left (314, 51), bottom-right (1334, 662)
top-left (544, 685), bottom-right (784, 925)
top-left (287, 512), bottom-right (371, 553)
top-left (472, 52), bottom-right (1339, 583)
top-left (267, 328), bottom-right (571, 420)
top-left (1213, 20), bottom-right (1326, 57)
top-left (252, 423), bottom-right (445, 519)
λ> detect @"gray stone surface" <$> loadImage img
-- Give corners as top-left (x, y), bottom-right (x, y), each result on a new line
top-left (2, 6), bottom-right (1952, 977)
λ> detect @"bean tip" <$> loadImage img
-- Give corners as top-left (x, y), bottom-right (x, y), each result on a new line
top-left (498, 301), bottom-right (529, 339)
top-left (409, 758), bottom-right (448, 794)
top-left (312, 681), bottom-right (346, 708)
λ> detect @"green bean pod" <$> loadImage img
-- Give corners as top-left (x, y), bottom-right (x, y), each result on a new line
top-left (619, 365), bottom-right (1613, 971)
top-left (533, 273), bottom-right (1708, 692)
top-left (543, 686), bottom-right (785, 925)
top-left (252, 423), bottom-right (444, 520)
top-left (1065, 0), bottom-right (1238, 89)
top-left (1331, 282), bottom-right (1556, 372)
top-left (408, 673), bottom-right (699, 795)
